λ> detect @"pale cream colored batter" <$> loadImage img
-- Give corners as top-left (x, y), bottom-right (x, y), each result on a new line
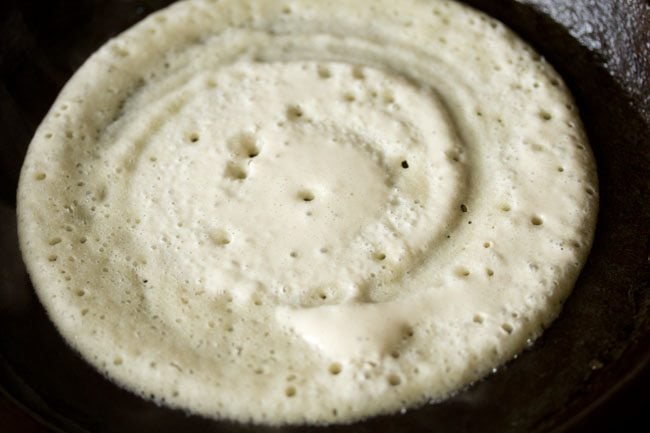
top-left (17, 0), bottom-right (597, 424)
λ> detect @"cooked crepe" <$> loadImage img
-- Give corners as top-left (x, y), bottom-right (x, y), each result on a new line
top-left (17, 0), bottom-right (598, 424)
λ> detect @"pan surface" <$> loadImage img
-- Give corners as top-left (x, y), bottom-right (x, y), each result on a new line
top-left (0, 0), bottom-right (648, 432)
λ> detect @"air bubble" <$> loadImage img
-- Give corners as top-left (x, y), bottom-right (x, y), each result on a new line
top-left (352, 66), bottom-right (365, 80)
top-left (286, 105), bottom-right (304, 120)
top-left (298, 190), bottom-right (315, 202)
top-left (48, 255), bottom-right (58, 262)
top-left (455, 267), bottom-right (470, 277)
top-left (285, 386), bottom-right (296, 397)
top-left (473, 314), bottom-right (484, 324)
top-left (460, 204), bottom-right (468, 212)
top-left (35, 173), bottom-right (47, 181)
top-left (329, 363), bottom-right (342, 375)
top-left (230, 133), bottom-right (260, 158)
top-left (49, 237), bottom-right (62, 246)
top-left (388, 374), bottom-right (401, 386)
top-left (500, 204), bottom-right (511, 212)
top-left (401, 160), bottom-right (409, 169)
top-left (373, 252), bottom-right (386, 261)
top-left (501, 323), bottom-right (514, 334)
top-left (188, 132), bottom-right (200, 143)
top-left (211, 230), bottom-right (231, 246)
top-left (539, 111), bottom-right (552, 121)
top-left (486, 268), bottom-right (494, 277)
top-left (483, 241), bottom-right (491, 248)
top-left (224, 163), bottom-right (247, 180)
top-left (113, 356), bottom-right (123, 365)
top-left (531, 215), bottom-right (543, 226)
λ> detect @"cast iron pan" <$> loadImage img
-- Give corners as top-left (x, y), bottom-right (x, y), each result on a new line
top-left (1, 0), bottom-right (648, 432)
